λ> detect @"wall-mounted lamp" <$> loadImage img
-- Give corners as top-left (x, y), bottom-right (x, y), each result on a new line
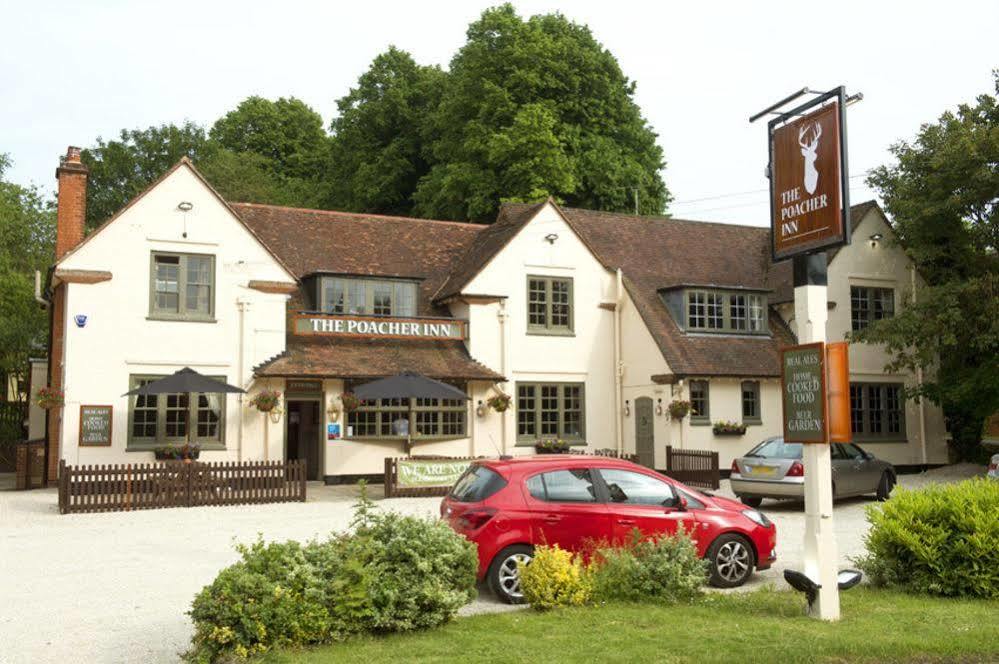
top-left (624, 400), bottom-right (630, 417)
top-left (476, 400), bottom-right (486, 417)
top-left (655, 398), bottom-right (664, 416)
top-left (869, 232), bottom-right (883, 248)
top-left (544, 233), bottom-right (559, 244)
top-left (177, 201), bottom-right (194, 212)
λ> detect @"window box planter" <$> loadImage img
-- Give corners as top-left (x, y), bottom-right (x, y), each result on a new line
top-left (712, 421), bottom-right (747, 436)
top-left (153, 444), bottom-right (200, 461)
top-left (535, 439), bottom-right (571, 454)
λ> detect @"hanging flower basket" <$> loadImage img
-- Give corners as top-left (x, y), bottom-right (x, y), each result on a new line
top-left (535, 439), bottom-right (571, 454)
top-left (339, 392), bottom-right (361, 412)
top-left (248, 390), bottom-right (281, 413)
top-left (35, 387), bottom-right (65, 410)
top-left (712, 421), bottom-right (747, 436)
top-left (487, 393), bottom-right (512, 413)
top-left (667, 399), bottom-right (692, 420)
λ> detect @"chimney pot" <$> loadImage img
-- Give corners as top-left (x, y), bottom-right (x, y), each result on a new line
top-left (64, 146), bottom-right (82, 163)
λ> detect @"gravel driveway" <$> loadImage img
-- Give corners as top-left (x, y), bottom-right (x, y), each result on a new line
top-left (0, 464), bottom-right (983, 664)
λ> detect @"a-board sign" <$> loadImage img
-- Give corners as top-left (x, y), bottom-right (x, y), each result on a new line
top-left (396, 458), bottom-right (472, 488)
top-left (79, 405), bottom-right (113, 447)
top-left (780, 343), bottom-right (828, 443)
top-left (769, 89), bottom-right (850, 261)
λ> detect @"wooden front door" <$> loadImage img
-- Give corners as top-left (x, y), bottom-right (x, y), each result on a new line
top-left (635, 397), bottom-right (655, 468)
top-left (287, 401), bottom-right (322, 481)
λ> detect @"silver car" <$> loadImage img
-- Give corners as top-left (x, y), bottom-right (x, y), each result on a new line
top-left (730, 437), bottom-right (896, 507)
top-left (988, 453), bottom-right (998, 480)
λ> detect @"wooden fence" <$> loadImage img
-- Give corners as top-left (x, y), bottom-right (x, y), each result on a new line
top-left (663, 445), bottom-right (720, 490)
top-left (58, 459), bottom-right (307, 514)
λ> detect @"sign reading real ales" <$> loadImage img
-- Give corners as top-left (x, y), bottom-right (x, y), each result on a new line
top-left (79, 405), bottom-right (113, 447)
top-left (780, 343), bottom-right (828, 443)
top-left (770, 101), bottom-right (845, 260)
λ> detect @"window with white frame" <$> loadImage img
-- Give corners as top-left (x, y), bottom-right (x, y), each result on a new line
top-left (686, 289), bottom-right (767, 334)
top-left (318, 277), bottom-right (417, 317)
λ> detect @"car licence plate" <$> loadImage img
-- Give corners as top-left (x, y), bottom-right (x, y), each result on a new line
top-left (747, 465), bottom-right (777, 477)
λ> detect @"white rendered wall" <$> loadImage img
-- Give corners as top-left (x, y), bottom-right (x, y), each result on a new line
top-left (56, 165), bottom-right (295, 465)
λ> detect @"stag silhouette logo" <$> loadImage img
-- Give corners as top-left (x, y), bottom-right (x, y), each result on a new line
top-left (798, 122), bottom-right (822, 194)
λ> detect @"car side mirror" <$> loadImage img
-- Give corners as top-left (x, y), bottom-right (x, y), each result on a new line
top-left (677, 495), bottom-right (688, 511)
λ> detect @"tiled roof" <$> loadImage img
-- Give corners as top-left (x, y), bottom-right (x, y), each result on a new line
top-left (254, 337), bottom-right (504, 381)
top-left (231, 203), bottom-right (484, 315)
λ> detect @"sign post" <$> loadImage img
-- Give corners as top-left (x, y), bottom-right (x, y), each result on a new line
top-left (754, 85), bottom-right (857, 621)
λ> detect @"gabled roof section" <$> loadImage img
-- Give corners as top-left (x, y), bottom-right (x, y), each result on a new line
top-left (232, 203), bottom-right (484, 316)
top-left (55, 158), bottom-right (298, 284)
top-left (433, 200), bottom-right (547, 302)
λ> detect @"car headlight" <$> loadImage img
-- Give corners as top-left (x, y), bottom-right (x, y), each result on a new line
top-left (742, 508), bottom-right (772, 528)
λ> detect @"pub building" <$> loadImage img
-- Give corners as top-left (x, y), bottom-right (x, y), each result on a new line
top-left (39, 147), bottom-right (949, 484)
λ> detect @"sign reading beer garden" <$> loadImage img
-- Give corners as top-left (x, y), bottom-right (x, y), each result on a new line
top-left (780, 343), bottom-right (828, 443)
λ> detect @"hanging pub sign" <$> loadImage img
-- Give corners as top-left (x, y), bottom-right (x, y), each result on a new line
top-left (780, 343), bottom-right (828, 443)
top-left (293, 313), bottom-right (467, 341)
top-left (769, 87), bottom-right (851, 261)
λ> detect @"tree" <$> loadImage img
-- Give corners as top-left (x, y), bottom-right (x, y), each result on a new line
top-left (858, 73), bottom-right (999, 460)
top-left (413, 4), bottom-right (669, 221)
top-left (326, 47), bottom-right (445, 216)
top-left (210, 96), bottom-right (330, 182)
top-left (0, 154), bottom-right (53, 390)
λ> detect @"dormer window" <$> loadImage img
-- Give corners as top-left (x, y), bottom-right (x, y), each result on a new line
top-left (317, 276), bottom-right (417, 317)
top-left (683, 289), bottom-right (767, 335)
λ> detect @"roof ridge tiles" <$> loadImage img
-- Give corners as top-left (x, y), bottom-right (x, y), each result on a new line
top-left (229, 202), bottom-right (485, 229)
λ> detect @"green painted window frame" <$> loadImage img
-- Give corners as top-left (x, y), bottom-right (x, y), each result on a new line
top-left (317, 276), bottom-right (418, 317)
top-left (850, 285), bottom-right (895, 332)
top-left (344, 381), bottom-right (468, 441)
top-left (526, 276), bottom-right (574, 336)
top-left (515, 382), bottom-right (586, 445)
top-left (126, 374), bottom-right (226, 450)
top-left (684, 289), bottom-right (767, 335)
top-left (689, 380), bottom-right (710, 424)
top-left (849, 382), bottom-right (906, 442)
top-left (741, 380), bottom-right (761, 424)
top-left (148, 252), bottom-right (216, 322)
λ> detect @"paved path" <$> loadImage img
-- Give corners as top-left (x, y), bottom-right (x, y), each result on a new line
top-left (0, 465), bottom-right (982, 664)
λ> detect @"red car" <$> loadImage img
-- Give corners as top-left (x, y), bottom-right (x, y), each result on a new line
top-left (441, 455), bottom-right (777, 603)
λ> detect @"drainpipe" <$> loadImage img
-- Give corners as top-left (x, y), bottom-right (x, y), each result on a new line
top-left (236, 299), bottom-right (248, 462)
top-left (911, 266), bottom-right (928, 466)
top-left (614, 269), bottom-right (624, 454)
top-left (498, 300), bottom-right (508, 454)
top-left (34, 271), bottom-right (48, 308)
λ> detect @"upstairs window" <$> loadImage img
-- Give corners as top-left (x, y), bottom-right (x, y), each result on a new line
top-left (150, 252), bottom-right (215, 321)
top-left (527, 276), bottom-right (573, 335)
top-left (685, 289), bottom-right (766, 334)
top-left (318, 277), bottom-right (417, 317)
top-left (851, 286), bottom-right (894, 331)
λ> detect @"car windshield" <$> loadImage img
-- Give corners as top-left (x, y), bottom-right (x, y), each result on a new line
top-left (449, 465), bottom-right (507, 502)
top-left (746, 438), bottom-right (803, 459)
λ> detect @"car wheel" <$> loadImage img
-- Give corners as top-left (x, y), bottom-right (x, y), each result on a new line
top-left (875, 472), bottom-right (893, 501)
top-left (707, 533), bottom-right (755, 588)
top-left (487, 544), bottom-right (533, 604)
top-left (739, 496), bottom-right (763, 508)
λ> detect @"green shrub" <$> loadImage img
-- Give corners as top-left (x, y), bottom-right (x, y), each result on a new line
top-left (590, 529), bottom-right (707, 603)
top-left (185, 487), bottom-right (478, 662)
top-left (857, 478), bottom-right (999, 598)
top-left (520, 544), bottom-right (593, 610)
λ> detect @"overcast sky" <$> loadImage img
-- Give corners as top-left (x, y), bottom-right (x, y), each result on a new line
top-left (2, 0), bottom-right (996, 226)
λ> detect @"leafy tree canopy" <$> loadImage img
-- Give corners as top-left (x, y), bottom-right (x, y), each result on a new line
top-left (326, 47), bottom-right (445, 216)
top-left (412, 4), bottom-right (668, 221)
top-left (858, 72), bottom-right (999, 459)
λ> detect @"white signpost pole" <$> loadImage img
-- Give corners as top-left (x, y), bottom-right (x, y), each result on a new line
top-left (794, 253), bottom-right (840, 620)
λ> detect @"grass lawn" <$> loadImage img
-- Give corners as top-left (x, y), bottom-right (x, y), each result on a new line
top-left (262, 587), bottom-right (999, 664)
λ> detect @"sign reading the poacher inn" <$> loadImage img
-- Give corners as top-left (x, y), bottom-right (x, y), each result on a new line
top-left (770, 101), bottom-right (845, 260)
top-left (294, 314), bottom-right (466, 341)
top-left (780, 343), bottom-right (828, 444)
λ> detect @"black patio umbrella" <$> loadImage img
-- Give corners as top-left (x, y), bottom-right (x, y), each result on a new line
top-left (123, 367), bottom-right (245, 450)
top-left (352, 371), bottom-right (468, 452)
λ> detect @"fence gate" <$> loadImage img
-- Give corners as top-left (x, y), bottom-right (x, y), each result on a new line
top-left (663, 445), bottom-right (720, 490)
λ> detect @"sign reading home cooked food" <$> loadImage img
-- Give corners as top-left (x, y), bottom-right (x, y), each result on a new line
top-left (769, 91), bottom-right (849, 261)
top-left (780, 343), bottom-right (828, 443)
top-left (294, 314), bottom-right (466, 340)
top-left (397, 459), bottom-right (473, 488)
top-left (79, 405), bottom-right (113, 447)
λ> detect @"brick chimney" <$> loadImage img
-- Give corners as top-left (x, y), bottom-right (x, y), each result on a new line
top-left (55, 146), bottom-right (89, 260)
